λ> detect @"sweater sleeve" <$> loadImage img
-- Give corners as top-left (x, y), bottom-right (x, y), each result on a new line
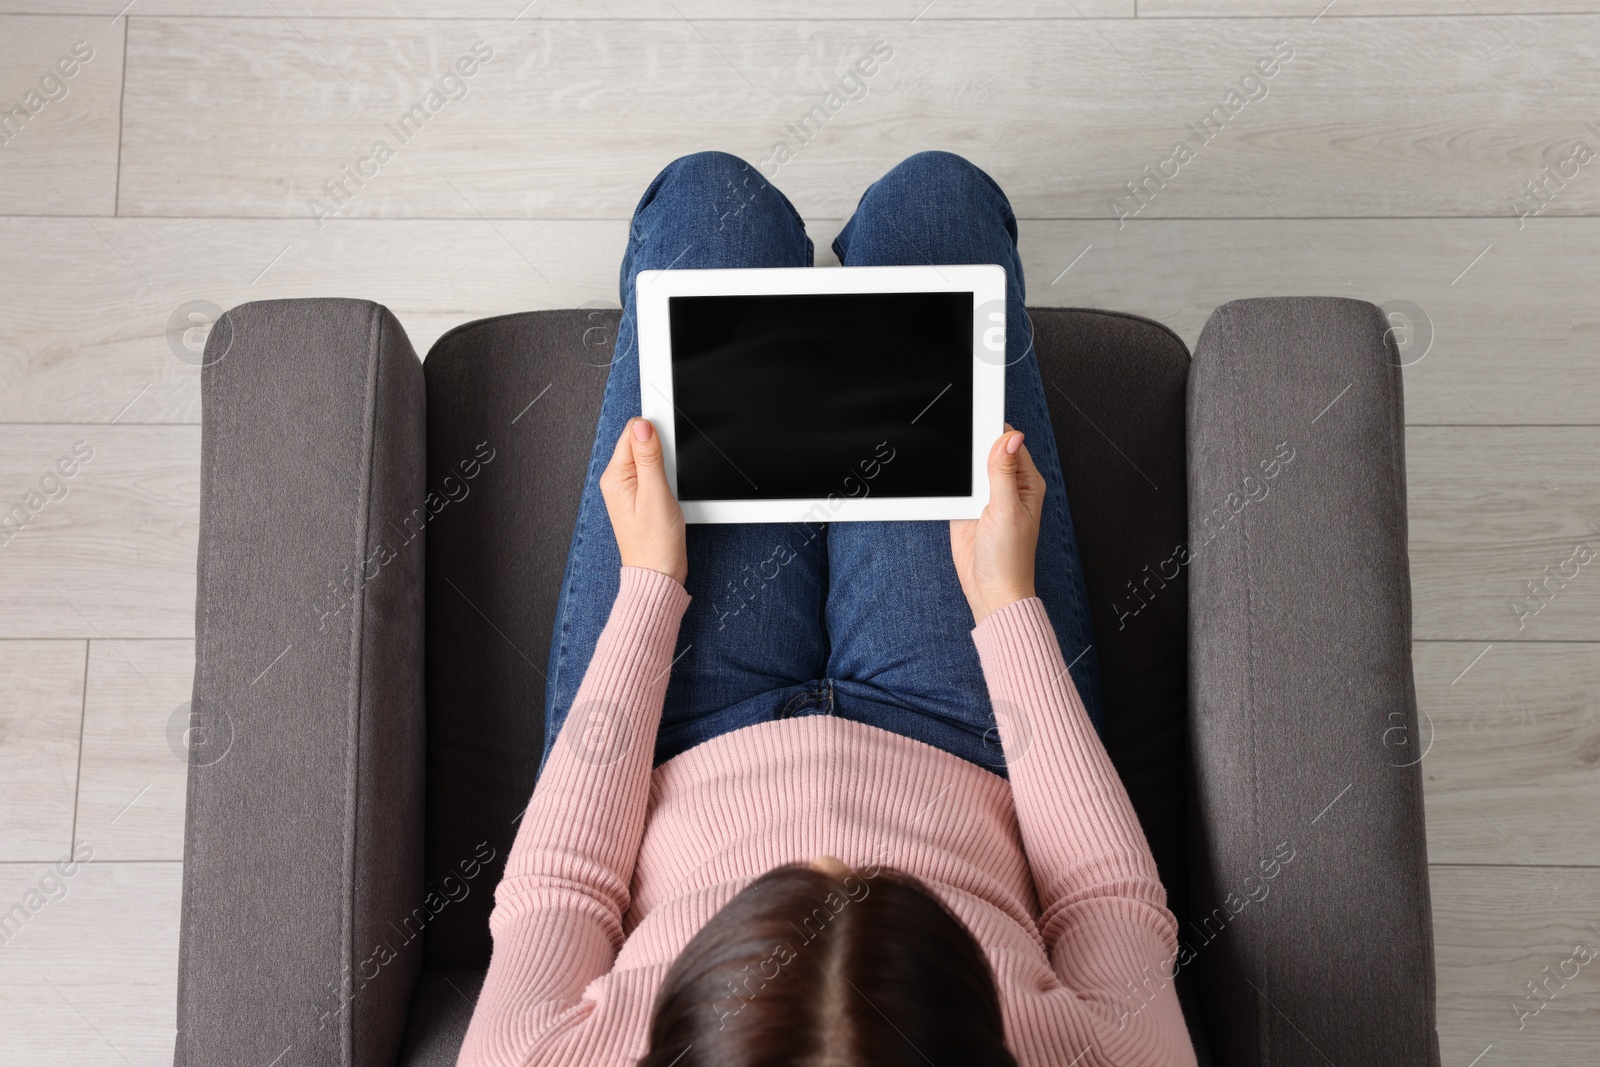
top-left (457, 566), bottom-right (691, 1067)
top-left (972, 597), bottom-right (1196, 1067)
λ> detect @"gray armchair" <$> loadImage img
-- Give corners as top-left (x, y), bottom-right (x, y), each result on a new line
top-left (174, 296), bottom-right (1439, 1066)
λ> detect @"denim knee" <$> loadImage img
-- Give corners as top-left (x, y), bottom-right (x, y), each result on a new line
top-left (879, 150), bottom-right (1006, 204)
top-left (890, 149), bottom-right (982, 179)
top-left (836, 150), bottom-right (1018, 265)
top-left (638, 150), bottom-right (804, 237)
top-left (659, 150), bottom-right (763, 189)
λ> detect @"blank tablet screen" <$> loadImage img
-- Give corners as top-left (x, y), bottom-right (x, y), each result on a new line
top-left (667, 292), bottom-right (974, 502)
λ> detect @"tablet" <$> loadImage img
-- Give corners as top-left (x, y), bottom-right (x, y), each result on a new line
top-left (636, 264), bottom-right (1006, 524)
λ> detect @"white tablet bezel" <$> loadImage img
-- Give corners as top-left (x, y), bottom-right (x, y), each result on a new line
top-left (636, 264), bottom-right (1006, 524)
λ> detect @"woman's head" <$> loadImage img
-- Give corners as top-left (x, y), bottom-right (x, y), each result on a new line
top-left (640, 859), bottom-right (1017, 1067)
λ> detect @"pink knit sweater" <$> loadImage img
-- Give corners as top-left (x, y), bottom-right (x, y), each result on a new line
top-left (458, 566), bottom-right (1196, 1067)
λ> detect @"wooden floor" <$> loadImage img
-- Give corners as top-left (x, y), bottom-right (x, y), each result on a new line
top-left (1, 3), bottom-right (1597, 1062)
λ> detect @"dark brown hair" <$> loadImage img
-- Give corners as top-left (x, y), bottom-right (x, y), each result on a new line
top-left (639, 863), bottom-right (1018, 1067)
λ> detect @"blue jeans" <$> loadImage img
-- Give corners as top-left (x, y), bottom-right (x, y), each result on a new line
top-left (543, 151), bottom-right (1104, 777)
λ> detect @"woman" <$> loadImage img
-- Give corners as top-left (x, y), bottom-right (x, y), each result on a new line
top-left (458, 151), bottom-right (1197, 1067)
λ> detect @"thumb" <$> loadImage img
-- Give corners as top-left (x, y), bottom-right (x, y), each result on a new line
top-left (988, 428), bottom-right (1025, 511)
top-left (629, 418), bottom-right (668, 483)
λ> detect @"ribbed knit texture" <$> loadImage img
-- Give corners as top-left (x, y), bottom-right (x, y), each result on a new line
top-left (458, 567), bottom-right (1197, 1067)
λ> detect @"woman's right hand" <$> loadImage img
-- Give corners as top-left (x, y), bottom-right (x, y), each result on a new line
top-left (600, 417), bottom-right (688, 586)
top-left (949, 425), bottom-right (1044, 626)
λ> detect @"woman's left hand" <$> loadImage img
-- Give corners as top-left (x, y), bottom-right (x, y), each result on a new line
top-left (949, 424), bottom-right (1043, 625)
top-left (600, 417), bottom-right (688, 586)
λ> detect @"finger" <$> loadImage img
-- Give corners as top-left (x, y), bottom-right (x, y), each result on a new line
top-left (988, 429), bottom-right (1025, 510)
top-left (1012, 437), bottom-right (1045, 506)
top-left (601, 418), bottom-right (640, 492)
top-left (630, 417), bottom-right (663, 467)
top-left (1012, 444), bottom-right (1046, 521)
top-left (609, 418), bottom-right (639, 471)
top-left (628, 417), bottom-right (672, 492)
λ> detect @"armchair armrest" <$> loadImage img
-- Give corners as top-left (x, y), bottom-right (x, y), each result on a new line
top-left (1186, 297), bottom-right (1440, 1066)
top-left (176, 299), bottom-right (427, 1067)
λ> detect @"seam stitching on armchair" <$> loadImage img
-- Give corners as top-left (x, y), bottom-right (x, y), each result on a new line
top-left (178, 307), bottom-right (232, 1063)
top-left (1226, 301), bottom-right (1271, 1067)
top-left (1382, 305), bottom-right (1441, 1049)
top-left (341, 302), bottom-right (384, 1067)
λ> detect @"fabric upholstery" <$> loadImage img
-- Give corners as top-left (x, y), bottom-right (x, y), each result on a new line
top-left (1029, 306), bottom-right (1206, 1061)
top-left (420, 309), bottom-right (614, 970)
top-left (397, 970), bottom-right (486, 1067)
top-left (178, 299), bottom-right (428, 1067)
top-left (1186, 297), bottom-right (1440, 1066)
top-left (1030, 307), bottom-right (1192, 916)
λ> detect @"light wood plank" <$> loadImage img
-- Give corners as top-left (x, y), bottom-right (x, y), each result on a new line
top-left (1146, 1), bottom-right (1600, 15)
top-left (0, 1), bottom-right (1135, 16)
top-left (0, 426), bottom-right (197, 640)
top-left (0, 15), bottom-right (124, 215)
top-left (0, 641), bottom-right (84, 862)
top-left (1431, 865), bottom-right (1600, 1065)
top-left (2, 216), bottom-right (1594, 425)
top-left (0, 860), bottom-right (179, 1066)
top-left (117, 16), bottom-right (1600, 220)
top-left (1018, 218), bottom-right (1600, 425)
top-left (0, 217), bottom-right (629, 424)
top-left (1407, 426), bottom-right (1600, 641)
top-left (118, 17), bottom-right (918, 219)
top-left (75, 640), bottom-right (192, 861)
top-left (1417, 641), bottom-right (1600, 866)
